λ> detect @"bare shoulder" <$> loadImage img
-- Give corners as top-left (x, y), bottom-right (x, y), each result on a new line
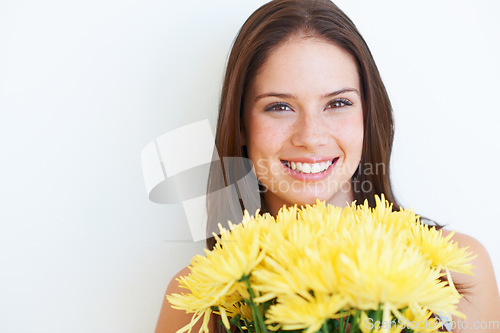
top-left (441, 230), bottom-right (500, 331)
top-left (442, 230), bottom-right (497, 282)
top-left (155, 266), bottom-right (214, 333)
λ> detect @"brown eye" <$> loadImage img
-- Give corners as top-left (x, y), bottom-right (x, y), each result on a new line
top-left (327, 98), bottom-right (352, 109)
top-left (265, 103), bottom-right (292, 112)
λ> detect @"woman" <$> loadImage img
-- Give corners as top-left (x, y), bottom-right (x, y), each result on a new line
top-left (156, 0), bottom-right (500, 332)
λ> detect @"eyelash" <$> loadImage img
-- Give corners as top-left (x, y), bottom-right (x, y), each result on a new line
top-left (327, 98), bottom-right (352, 109)
top-left (264, 103), bottom-right (292, 112)
top-left (264, 98), bottom-right (353, 112)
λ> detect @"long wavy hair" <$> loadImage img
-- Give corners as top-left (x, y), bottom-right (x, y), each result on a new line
top-left (204, 0), bottom-right (441, 331)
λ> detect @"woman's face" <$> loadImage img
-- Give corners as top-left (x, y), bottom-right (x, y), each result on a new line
top-left (242, 36), bottom-right (364, 215)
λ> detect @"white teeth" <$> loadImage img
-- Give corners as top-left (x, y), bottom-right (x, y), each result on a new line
top-left (284, 160), bottom-right (333, 174)
top-left (310, 164), bottom-right (320, 173)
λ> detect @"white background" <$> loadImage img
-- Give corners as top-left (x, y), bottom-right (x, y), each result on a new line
top-left (0, 0), bottom-right (498, 332)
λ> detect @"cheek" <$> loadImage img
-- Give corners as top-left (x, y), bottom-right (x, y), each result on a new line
top-left (334, 112), bottom-right (364, 156)
top-left (246, 117), bottom-right (288, 157)
top-left (350, 117), bottom-right (364, 149)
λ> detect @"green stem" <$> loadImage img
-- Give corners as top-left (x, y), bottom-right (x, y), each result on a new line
top-left (322, 321), bottom-right (329, 333)
top-left (349, 311), bottom-right (360, 333)
top-left (342, 314), bottom-right (350, 333)
top-left (242, 275), bottom-right (268, 333)
top-left (372, 306), bottom-right (383, 333)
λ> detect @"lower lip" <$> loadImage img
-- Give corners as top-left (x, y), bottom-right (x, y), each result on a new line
top-left (281, 158), bottom-right (338, 181)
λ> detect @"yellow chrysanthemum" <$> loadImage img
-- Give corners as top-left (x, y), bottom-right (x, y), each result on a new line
top-left (223, 301), bottom-right (254, 322)
top-left (252, 239), bottom-right (342, 303)
top-left (410, 222), bottom-right (476, 274)
top-left (359, 310), bottom-right (403, 333)
top-left (265, 292), bottom-right (348, 333)
top-left (350, 195), bottom-right (419, 239)
top-left (357, 303), bottom-right (442, 333)
top-left (253, 203), bottom-right (344, 303)
top-left (337, 221), bottom-right (463, 318)
top-left (167, 211), bottom-right (268, 331)
top-left (169, 195), bottom-right (474, 332)
top-left (397, 304), bottom-right (443, 333)
top-left (296, 200), bottom-right (347, 236)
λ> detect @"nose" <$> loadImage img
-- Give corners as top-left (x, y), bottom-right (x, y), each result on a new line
top-left (291, 112), bottom-right (329, 149)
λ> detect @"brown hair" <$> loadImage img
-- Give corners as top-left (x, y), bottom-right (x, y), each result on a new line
top-left (205, 0), bottom-right (402, 330)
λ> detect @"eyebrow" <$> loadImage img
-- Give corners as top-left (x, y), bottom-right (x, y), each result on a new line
top-left (254, 88), bottom-right (360, 102)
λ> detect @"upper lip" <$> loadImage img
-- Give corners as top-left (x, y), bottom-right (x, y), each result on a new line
top-left (280, 156), bottom-right (337, 163)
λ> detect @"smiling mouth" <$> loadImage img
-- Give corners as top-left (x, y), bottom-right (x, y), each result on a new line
top-left (281, 158), bottom-right (338, 174)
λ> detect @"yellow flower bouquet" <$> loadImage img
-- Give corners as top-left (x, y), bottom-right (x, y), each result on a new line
top-left (167, 195), bottom-right (475, 333)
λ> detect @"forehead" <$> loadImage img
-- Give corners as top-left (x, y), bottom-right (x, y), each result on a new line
top-left (249, 36), bottom-right (360, 97)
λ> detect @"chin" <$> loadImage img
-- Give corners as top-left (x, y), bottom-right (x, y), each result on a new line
top-left (287, 193), bottom-right (333, 206)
